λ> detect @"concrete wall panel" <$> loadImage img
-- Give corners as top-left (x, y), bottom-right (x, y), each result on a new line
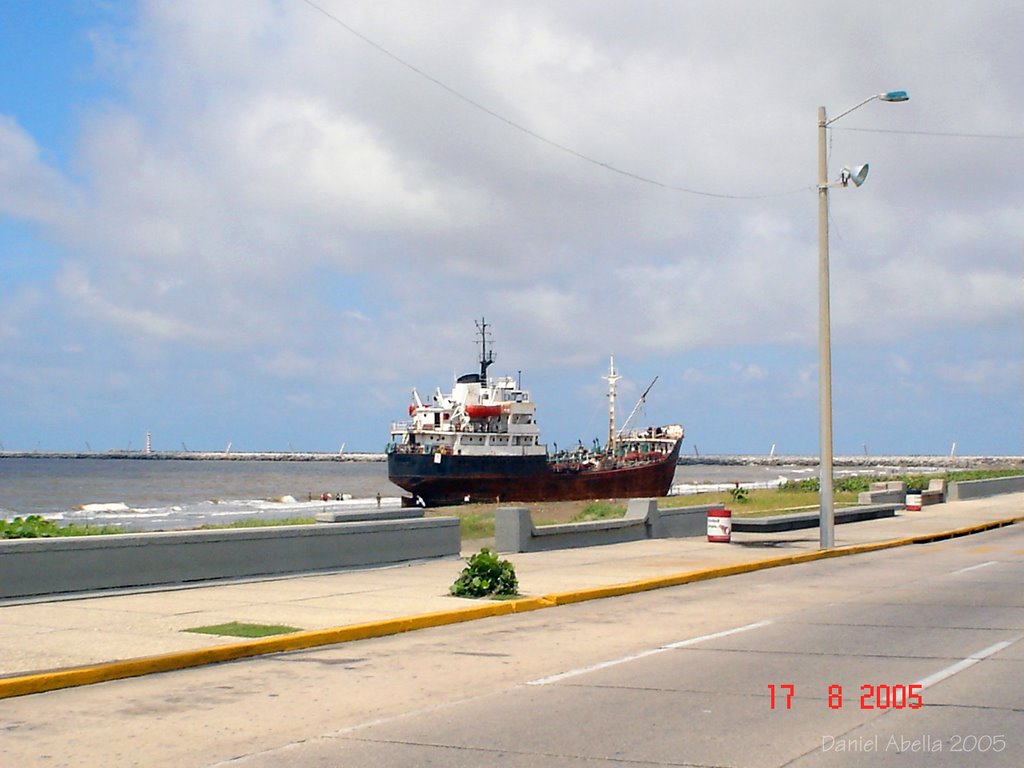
top-left (0, 518), bottom-right (460, 599)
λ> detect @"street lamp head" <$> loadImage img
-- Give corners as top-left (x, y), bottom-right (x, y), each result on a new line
top-left (880, 90), bottom-right (909, 102)
top-left (840, 164), bottom-right (870, 187)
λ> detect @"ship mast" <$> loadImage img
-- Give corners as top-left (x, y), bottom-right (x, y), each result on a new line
top-left (476, 317), bottom-right (495, 381)
top-left (602, 356), bottom-right (621, 452)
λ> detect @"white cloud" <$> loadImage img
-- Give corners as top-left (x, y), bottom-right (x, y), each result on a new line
top-left (939, 359), bottom-right (1024, 396)
top-left (731, 363), bottom-right (768, 381)
top-left (56, 265), bottom-right (211, 344)
top-left (0, 116), bottom-right (78, 224)
top-left (1, 0), bottom-right (1021, 451)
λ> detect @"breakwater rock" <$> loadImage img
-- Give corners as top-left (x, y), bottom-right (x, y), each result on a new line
top-left (0, 451), bottom-right (387, 462)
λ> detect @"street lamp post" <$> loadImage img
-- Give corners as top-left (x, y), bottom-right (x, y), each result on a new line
top-left (817, 90), bottom-right (908, 549)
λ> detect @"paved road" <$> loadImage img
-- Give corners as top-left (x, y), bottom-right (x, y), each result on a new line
top-left (3, 525), bottom-right (1022, 767)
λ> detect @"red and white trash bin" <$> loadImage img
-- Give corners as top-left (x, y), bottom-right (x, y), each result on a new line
top-left (905, 490), bottom-right (923, 511)
top-left (707, 507), bottom-right (732, 543)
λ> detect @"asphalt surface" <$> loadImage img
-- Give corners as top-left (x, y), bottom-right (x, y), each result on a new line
top-left (220, 525), bottom-right (1024, 767)
top-left (0, 493), bottom-right (1021, 694)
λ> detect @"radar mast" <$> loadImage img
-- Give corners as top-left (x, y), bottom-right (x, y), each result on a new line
top-left (475, 317), bottom-right (495, 382)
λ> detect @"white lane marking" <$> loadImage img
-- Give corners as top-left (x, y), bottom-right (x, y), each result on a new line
top-left (914, 634), bottom-right (1024, 691)
top-left (661, 620), bottom-right (774, 649)
top-left (527, 619), bottom-right (773, 686)
top-left (951, 560), bottom-right (998, 575)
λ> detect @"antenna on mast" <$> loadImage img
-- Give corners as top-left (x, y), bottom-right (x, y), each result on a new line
top-left (476, 317), bottom-right (495, 381)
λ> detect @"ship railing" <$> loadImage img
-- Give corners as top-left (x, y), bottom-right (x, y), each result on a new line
top-left (547, 448), bottom-right (604, 464)
top-left (388, 443), bottom-right (436, 456)
top-left (462, 422), bottom-right (509, 434)
top-left (617, 425), bottom-right (675, 441)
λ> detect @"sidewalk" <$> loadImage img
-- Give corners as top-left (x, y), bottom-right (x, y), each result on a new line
top-left (1, 493), bottom-right (1021, 696)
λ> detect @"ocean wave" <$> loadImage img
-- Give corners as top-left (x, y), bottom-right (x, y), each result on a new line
top-left (78, 502), bottom-right (131, 513)
top-left (670, 478), bottom-right (788, 495)
top-left (8, 495), bottom-right (403, 530)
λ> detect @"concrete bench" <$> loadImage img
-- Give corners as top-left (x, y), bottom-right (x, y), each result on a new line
top-left (858, 481), bottom-right (905, 505)
top-left (920, 478), bottom-right (945, 506)
top-left (732, 504), bottom-right (899, 532)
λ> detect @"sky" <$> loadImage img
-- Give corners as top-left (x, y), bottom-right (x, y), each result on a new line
top-left (1, 0), bottom-right (1021, 457)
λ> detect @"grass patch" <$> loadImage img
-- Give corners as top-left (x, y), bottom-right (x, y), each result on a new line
top-left (571, 501), bottom-right (626, 522)
top-left (456, 511), bottom-right (494, 540)
top-left (183, 621), bottom-right (301, 638)
top-left (663, 488), bottom-right (861, 516)
top-left (664, 490), bottom-right (861, 516)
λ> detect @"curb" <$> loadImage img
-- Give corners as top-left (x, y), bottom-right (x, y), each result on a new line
top-left (2, 516), bottom-right (1020, 700)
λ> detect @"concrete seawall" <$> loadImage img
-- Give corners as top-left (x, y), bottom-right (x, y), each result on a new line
top-left (949, 475), bottom-right (1024, 500)
top-left (0, 517), bottom-right (460, 599)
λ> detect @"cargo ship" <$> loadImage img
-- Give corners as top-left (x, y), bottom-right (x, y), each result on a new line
top-left (386, 320), bottom-right (684, 506)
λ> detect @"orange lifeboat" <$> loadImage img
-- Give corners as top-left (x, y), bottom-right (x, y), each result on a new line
top-left (466, 404), bottom-right (503, 419)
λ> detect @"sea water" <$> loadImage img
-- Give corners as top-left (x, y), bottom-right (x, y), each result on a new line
top-left (0, 457), bottom-right (402, 531)
top-left (0, 456), bottom-right (873, 532)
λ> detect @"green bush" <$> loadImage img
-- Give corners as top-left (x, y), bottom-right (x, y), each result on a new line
top-left (450, 547), bottom-right (518, 598)
top-left (1, 515), bottom-right (123, 538)
top-left (1, 515), bottom-right (61, 538)
top-left (780, 478), bottom-right (819, 493)
top-left (836, 476), bottom-right (871, 493)
top-left (729, 485), bottom-right (750, 503)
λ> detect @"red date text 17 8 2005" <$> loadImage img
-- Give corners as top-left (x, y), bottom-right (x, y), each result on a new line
top-left (768, 684), bottom-right (924, 710)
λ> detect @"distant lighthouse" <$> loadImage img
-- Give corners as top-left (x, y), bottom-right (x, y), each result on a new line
top-left (145, 431), bottom-right (152, 454)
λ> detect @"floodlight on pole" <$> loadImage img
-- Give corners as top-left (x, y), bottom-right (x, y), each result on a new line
top-left (817, 90), bottom-right (908, 549)
top-left (840, 164), bottom-right (870, 188)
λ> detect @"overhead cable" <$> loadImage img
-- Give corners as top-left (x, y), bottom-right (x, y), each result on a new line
top-left (298, 0), bottom-right (809, 200)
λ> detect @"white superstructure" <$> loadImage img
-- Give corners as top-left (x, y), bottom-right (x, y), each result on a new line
top-left (390, 371), bottom-right (547, 458)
